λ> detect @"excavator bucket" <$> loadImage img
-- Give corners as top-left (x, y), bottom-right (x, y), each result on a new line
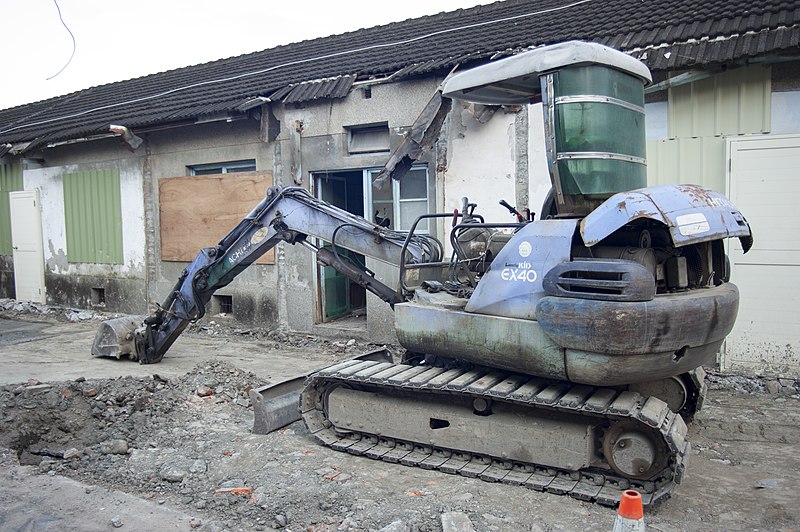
top-left (91, 316), bottom-right (144, 360)
top-left (250, 348), bottom-right (393, 434)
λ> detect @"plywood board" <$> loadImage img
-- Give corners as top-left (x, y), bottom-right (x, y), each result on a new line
top-left (159, 171), bottom-right (274, 264)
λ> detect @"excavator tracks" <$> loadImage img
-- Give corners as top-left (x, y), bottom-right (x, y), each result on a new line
top-left (301, 359), bottom-right (690, 507)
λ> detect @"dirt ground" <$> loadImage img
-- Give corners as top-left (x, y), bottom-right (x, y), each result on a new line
top-left (1, 301), bottom-right (799, 531)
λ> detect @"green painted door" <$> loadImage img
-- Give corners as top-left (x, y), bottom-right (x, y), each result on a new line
top-left (317, 176), bottom-right (351, 320)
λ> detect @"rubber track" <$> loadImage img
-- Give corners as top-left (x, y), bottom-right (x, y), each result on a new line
top-left (301, 360), bottom-right (690, 507)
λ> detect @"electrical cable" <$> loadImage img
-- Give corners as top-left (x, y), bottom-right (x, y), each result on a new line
top-left (46, 0), bottom-right (77, 80)
top-left (0, 0), bottom-right (593, 135)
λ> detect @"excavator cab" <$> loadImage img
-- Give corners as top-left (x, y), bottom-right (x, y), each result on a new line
top-left (443, 40), bottom-right (651, 217)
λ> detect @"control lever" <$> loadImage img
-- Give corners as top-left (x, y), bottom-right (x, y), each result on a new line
top-left (499, 199), bottom-right (524, 223)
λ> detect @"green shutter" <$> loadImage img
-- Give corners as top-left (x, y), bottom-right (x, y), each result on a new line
top-left (63, 169), bottom-right (123, 264)
top-left (0, 163), bottom-right (23, 255)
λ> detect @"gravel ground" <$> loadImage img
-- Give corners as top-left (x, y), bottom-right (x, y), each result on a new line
top-left (1, 302), bottom-right (799, 531)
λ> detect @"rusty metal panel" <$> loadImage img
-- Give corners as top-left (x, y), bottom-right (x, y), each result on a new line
top-left (395, 301), bottom-right (567, 380)
top-left (0, 163), bottom-right (23, 255)
top-left (580, 184), bottom-right (751, 248)
top-left (668, 65), bottom-right (771, 138)
top-left (63, 168), bottom-right (123, 264)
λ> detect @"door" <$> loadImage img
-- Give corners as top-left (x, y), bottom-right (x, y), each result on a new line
top-left (724, 135), bottom-right (800, 375)
top-left (10, 189), bottom-right (46, 304)
top-left (318, 175), bottom-right (350, 320)
top-left (314, 171), bottom-right (367, 321)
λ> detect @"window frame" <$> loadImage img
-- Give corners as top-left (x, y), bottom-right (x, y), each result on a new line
top-left (366, 165), bottom-right (430, 233)
top-left (188, 159), bottom-right (257, 176)
top-left (347, 124), bottom-right (391, 155)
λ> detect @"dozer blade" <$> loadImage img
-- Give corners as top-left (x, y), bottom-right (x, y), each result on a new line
top-left (91, 316), bottom-right (144, 360)
top-left (250, 348), bottom-right (393, 434)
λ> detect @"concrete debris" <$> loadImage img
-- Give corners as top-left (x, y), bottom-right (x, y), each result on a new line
top-left (111, 515), bottom-right (124, 528)
top-left (441, 512), bottom-right (476, 532)
top-left (0, 299), bottom-right (53, 314)
top-left (160, 460), bottom-right (189, 482)
top-left (23, 383), bottom-right (52, 396)
top-left (195, 385), bottom-right (213, 397)
top-left (378, 520), bottom-right (409, 532)
top-left (63, 448), bottom-right (81, 460)
top-left (65, 310), bottom-right (95, 322)
top-left (706, 370), bottom-right (800, 397)
top-left (755, 478), bottom-right (784, 489)
top-left (100, 439), bottom-right (129, 455)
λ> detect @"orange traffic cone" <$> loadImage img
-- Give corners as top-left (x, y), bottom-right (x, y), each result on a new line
top-left (612, 490), bottom-right (645, 531)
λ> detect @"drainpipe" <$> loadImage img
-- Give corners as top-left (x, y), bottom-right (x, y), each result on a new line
top-left (109, 124), bottom-right (143, 150)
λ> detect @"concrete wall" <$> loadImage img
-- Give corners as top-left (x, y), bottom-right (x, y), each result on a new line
top-left (273, 78), bottom-right (441, 342)
top-left (445, 103), bottom-right (518, 220)
top-left (145, 119), bottom-right (279, 325)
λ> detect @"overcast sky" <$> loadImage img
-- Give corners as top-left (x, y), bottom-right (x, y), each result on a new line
top-left (1, 0), bottom-right (498, 110)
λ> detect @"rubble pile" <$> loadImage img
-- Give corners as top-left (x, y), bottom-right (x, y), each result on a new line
top-left (706, 370), bottom-right (800, 397)
top-left (0, 297), bottom-right (118, 323)
top-left (0, 362), bottom-right (450, 531)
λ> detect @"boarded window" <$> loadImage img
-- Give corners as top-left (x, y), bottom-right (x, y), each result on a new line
top-left (159, 171), bottom-right (274, 264)
top-left (0, 163), bottom-right (23, 255)
top-left (63, 169), bottom-right (123, 264)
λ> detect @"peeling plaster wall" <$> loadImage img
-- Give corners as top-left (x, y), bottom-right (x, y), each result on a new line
top-left (445, 102), bottom-right (518, 222)
top-left (274, 79), bottom-right (441, 342)
top-left (527, 103), bottom-right (552, 217)
top-left (20, 140), bottom-right (147, 312)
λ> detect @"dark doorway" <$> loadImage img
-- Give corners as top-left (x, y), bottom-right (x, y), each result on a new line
top-left (313, 170), bottom-right (367, 322)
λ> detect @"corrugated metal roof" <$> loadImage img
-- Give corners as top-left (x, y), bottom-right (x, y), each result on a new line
top-left (269, 75), bottom-right (356, 104)
top-left (1, 0), bottom-right (798, 150)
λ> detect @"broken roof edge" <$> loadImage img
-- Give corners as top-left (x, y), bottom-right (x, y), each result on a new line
top-left (442, 41), bottom-right (652, 105)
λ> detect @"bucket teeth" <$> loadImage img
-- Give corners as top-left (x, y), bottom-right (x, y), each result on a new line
top-left (91, 316), bottom-right (143, 360)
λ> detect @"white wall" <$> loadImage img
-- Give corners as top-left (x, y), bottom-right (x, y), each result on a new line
top-left (445, 104), bottom-right (517, 218)
top-left (645, 101), bottom-right (669, 141)
top-left (771, 90), bottom-right (800, 134)
top-left (23, 160), bottom-right (145, 277)
top-left (527, 103), bottom-right (552, 217)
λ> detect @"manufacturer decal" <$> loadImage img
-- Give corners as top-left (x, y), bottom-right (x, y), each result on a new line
top-left (676, 212), bottom-right (710, 236)
top-left (518, 241), bottom-right (532, 258)
top-left (250, 227), bottom-right (269, 246)
top-left (501, 261), bottom-right (538, 283)
top-left (229, 227), bottom-right (271, 266)
top-left (228, 242), bottom-right (252, 265)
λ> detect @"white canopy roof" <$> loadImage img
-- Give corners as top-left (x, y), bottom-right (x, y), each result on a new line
top-left (442, 41), bottom-right (652, 105)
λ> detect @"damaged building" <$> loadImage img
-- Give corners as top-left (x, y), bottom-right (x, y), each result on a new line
top-left (1, 0), bottom-right (799, 376)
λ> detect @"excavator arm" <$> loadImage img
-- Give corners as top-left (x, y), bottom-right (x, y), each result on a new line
top-left (92, 185), bottom-right (441, 364)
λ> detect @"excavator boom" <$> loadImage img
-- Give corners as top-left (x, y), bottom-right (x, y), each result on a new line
top-left (92, 186), bottom-right (440, 364)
